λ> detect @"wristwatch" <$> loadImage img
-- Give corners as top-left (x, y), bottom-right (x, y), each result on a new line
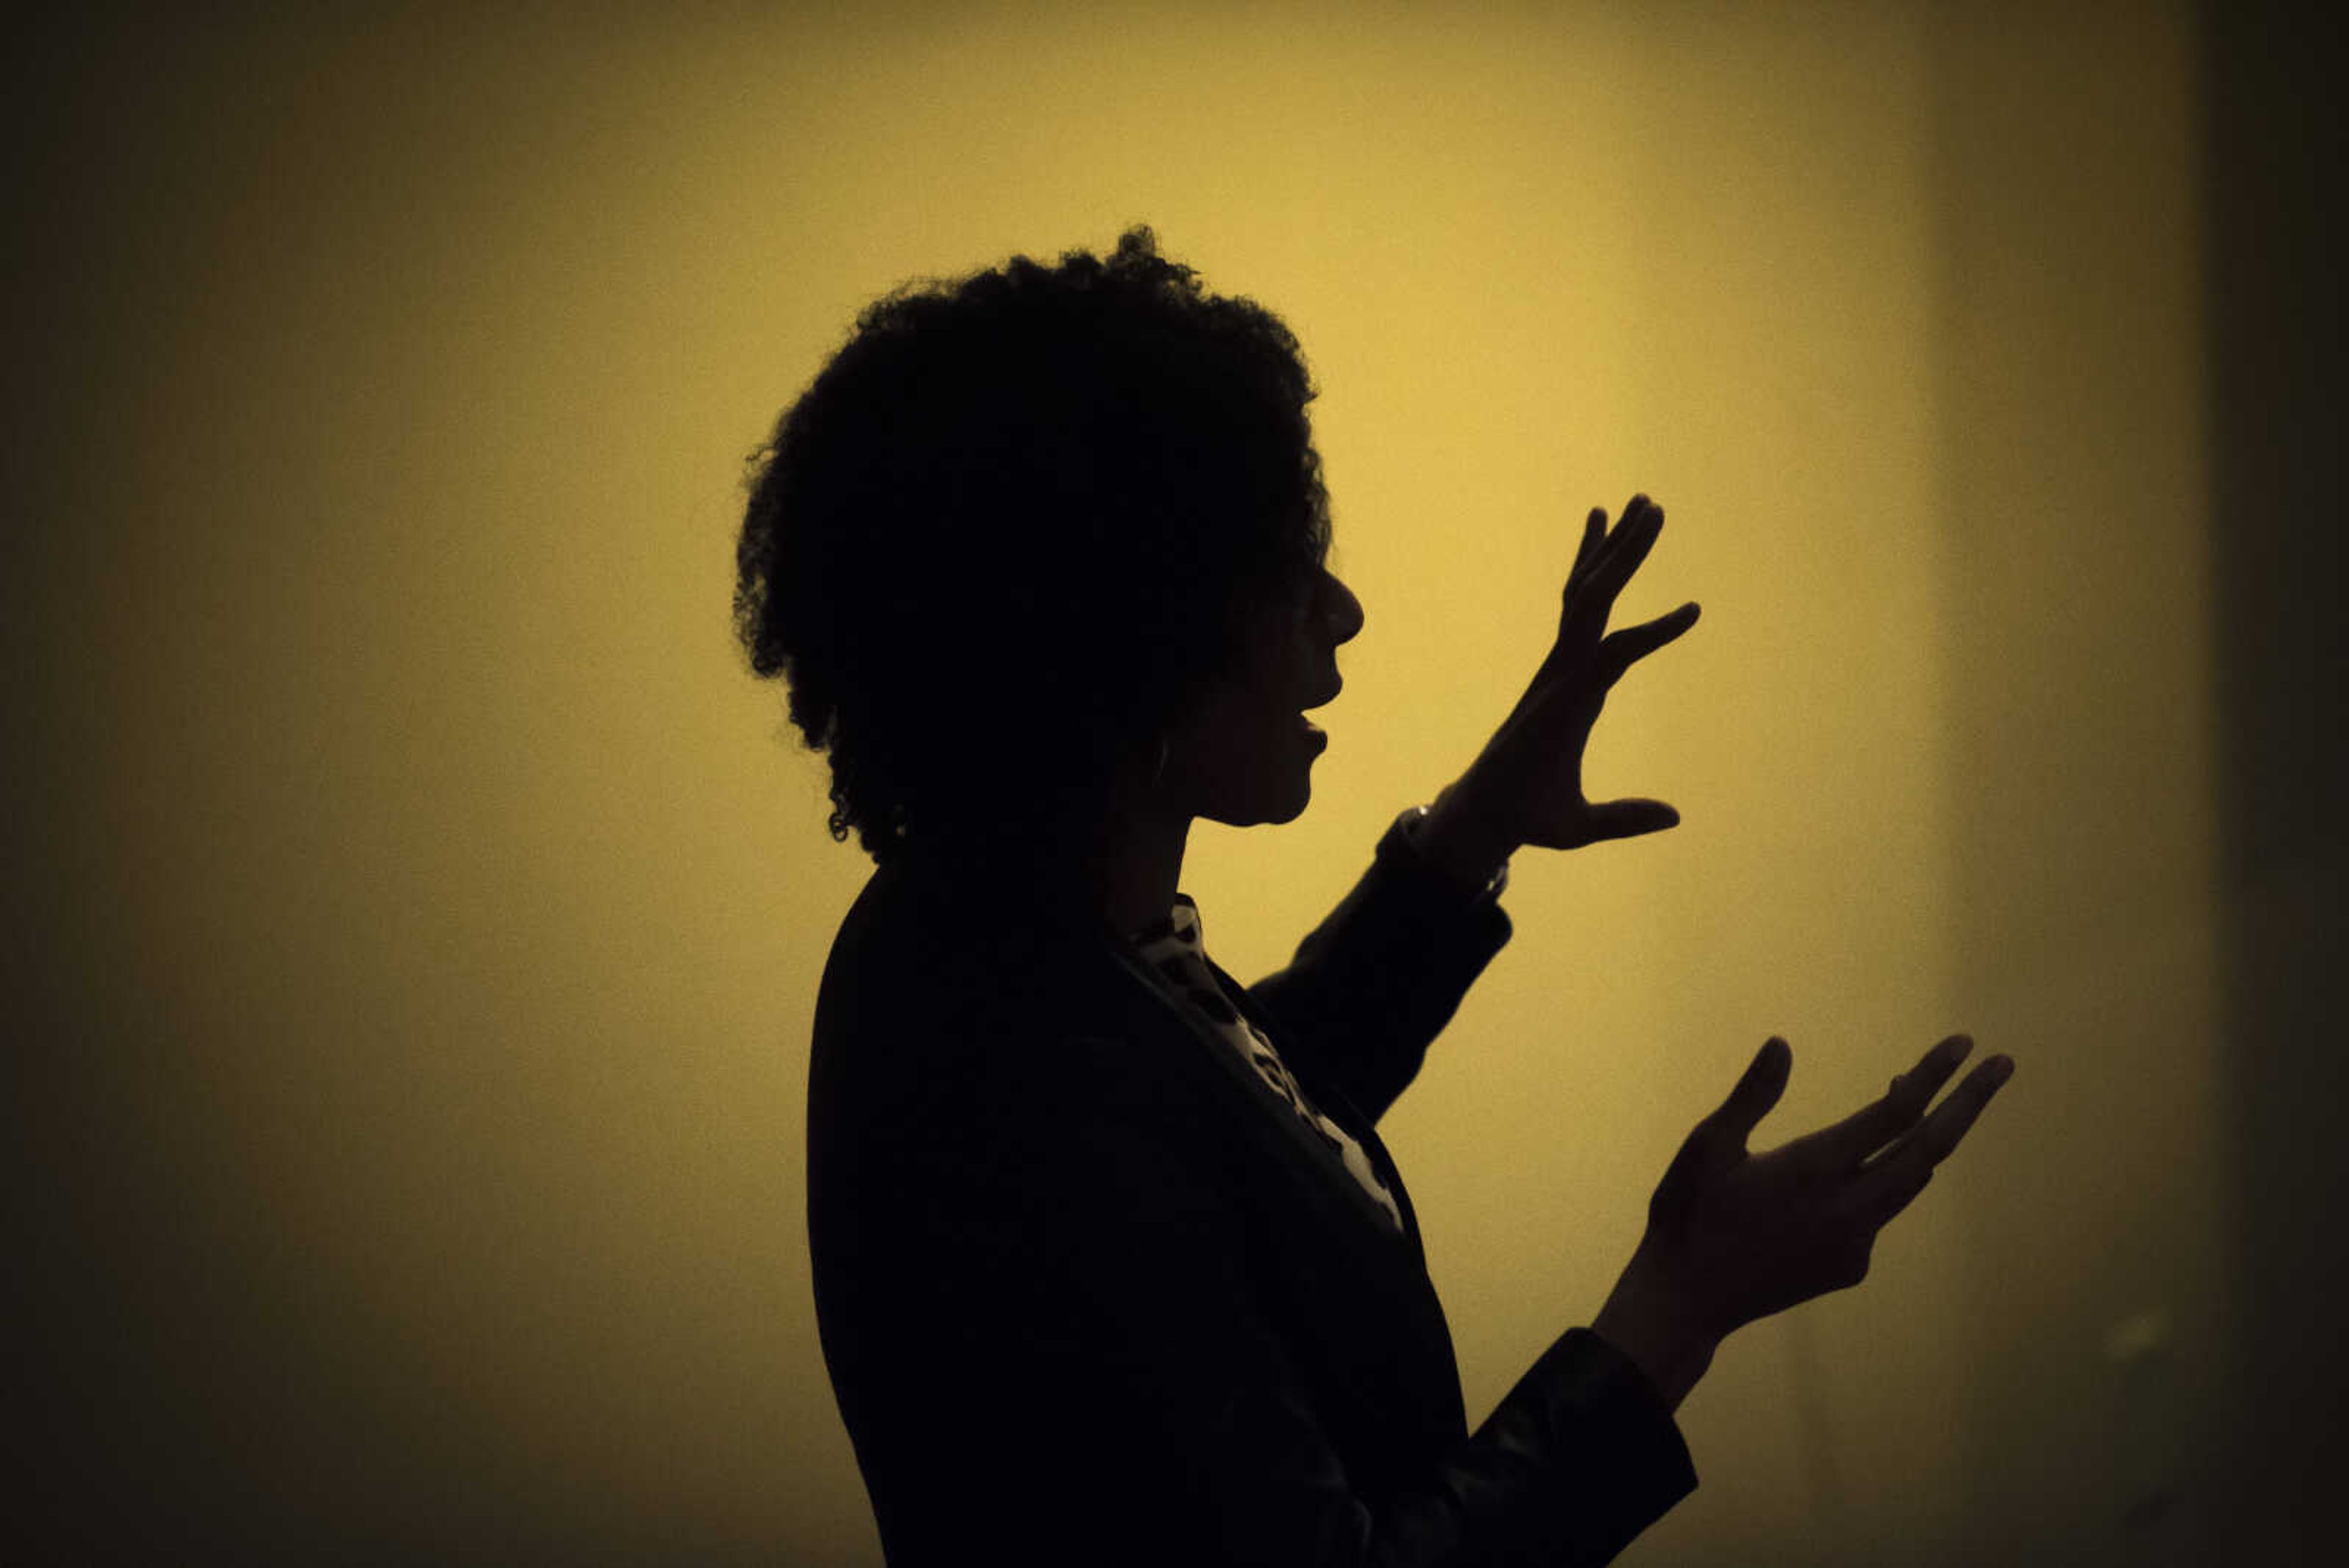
top-left (1384, 804), bottom-right (1511, 904)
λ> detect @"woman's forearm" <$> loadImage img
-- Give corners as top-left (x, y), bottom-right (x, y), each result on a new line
top-left (1590, 1254), bottom-right (1718, 1414)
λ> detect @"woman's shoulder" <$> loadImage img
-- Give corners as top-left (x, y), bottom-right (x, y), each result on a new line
top-left (809, 855), bottom-right (1185, 1119)
top-left (820, 854), bottom-right (1118, 1017)
top-left (804, 858), bottom-right (1250, 1265)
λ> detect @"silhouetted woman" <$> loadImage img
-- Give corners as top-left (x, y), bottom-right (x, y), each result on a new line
top-left (734, 228), bottom-right (2013, 1565)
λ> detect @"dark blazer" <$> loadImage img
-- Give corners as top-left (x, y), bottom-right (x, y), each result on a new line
top-left (806, 812), bottom-right (1696, 1564)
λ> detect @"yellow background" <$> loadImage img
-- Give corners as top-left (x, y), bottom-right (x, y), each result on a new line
top-left (10, 3), bottom-right (2239, 1561)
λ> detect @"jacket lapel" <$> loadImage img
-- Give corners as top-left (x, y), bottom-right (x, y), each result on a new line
top-left (1099, 941), bottom-right (1471, 1445)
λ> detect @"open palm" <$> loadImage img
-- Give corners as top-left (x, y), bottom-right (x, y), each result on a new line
top-left (1456, 494), bottom-right (1701, 851)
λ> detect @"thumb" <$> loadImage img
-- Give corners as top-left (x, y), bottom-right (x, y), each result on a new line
top-left (1710, 1036), bottom-right (1791, 1154)
top-left (1581, 798), bottom-right (1682, 842)
top-left (1653, 1036), bottom-right (1790, 1209)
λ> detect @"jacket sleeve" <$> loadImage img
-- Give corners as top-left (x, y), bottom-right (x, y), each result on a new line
top-left (838, 1009), bottom-right (1694, 1567)
top-left (1247, 808), bottom-right (1514, 1124)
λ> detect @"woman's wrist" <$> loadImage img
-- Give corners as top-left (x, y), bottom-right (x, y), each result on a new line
top-left (1591, 1255), bottom-right (1718, 1414)
top-left (1410, 779), bottom-right (1517, 896)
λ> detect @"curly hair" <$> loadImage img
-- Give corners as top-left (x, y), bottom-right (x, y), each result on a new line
top-left (734, 226), bottom-right (1332, 866)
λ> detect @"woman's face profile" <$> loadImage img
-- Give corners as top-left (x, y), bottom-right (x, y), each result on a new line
top-left (1163, 557), bottom-right (1365, 828)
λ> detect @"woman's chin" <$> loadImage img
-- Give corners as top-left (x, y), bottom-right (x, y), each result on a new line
top-left (1200, 771), bottom-right (1315, 828)
top-left (1262, 789), bottom-right (1312, 825)
top-left (1194, 724), bottom-right (1326, 826)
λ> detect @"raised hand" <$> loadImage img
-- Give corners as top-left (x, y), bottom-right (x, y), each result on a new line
top-left (1594, 1035), bottom-right (2016, 1407)
top-left (1445, 494), bottom-right (1701, 854)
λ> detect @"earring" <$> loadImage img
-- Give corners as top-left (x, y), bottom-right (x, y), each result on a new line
top-left (1151, 734), bottom-right (1171, 789)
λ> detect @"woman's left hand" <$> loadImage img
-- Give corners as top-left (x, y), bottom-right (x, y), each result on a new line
top-left (1444, 494), bottom-right (1699, 853)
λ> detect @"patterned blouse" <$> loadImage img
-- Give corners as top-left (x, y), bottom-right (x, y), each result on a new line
top-left (1130, 893), bottom-right (1409, 1233)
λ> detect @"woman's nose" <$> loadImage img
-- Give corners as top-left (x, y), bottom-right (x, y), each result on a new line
top-left (1321, 571), bottom-right (1365, 646)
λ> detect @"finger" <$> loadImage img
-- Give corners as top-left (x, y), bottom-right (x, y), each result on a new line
top-left (1655, 1031), bottom-right (1782, 1202)
top-left (1567, 496), bottom-right (1665, 630)
top-left (1709, 1036), bottom-right (1791, 1155)
top-left (1600, 601), bottom-right (1701, 682)
top-left (1566, 507), bottom-right (1608, 590)
top-left (1556, 508), bottom-right (1613, 645)
top-left (1600, 494), bottom-right (1662, 576)
top-left (1847, 1055), bottom-right (2014, 1225)
top-left (1816, 1034), bottom-right (1973, 1167)
top-left (1580, 798), bottom-right (1681, 842)
top-left (1850, 1157), bottom-right (1934, 1232)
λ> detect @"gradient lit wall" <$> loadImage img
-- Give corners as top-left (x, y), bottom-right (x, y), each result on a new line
top-left (10, 4), bottom-right (2324, 1562)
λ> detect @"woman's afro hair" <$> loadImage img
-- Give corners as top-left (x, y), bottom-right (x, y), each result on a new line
top-left (733, 226), bottom-right (1332, 865)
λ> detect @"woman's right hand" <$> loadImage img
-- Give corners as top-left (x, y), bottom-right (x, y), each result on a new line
top-left (1594, 1034), bottom-right (2014, 1406)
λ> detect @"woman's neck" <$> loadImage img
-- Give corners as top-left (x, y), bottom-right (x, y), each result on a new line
top-left (1085, 801), bottom-right (1193, 939)
top-left (910, 770), bottom-right (1191, 940)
